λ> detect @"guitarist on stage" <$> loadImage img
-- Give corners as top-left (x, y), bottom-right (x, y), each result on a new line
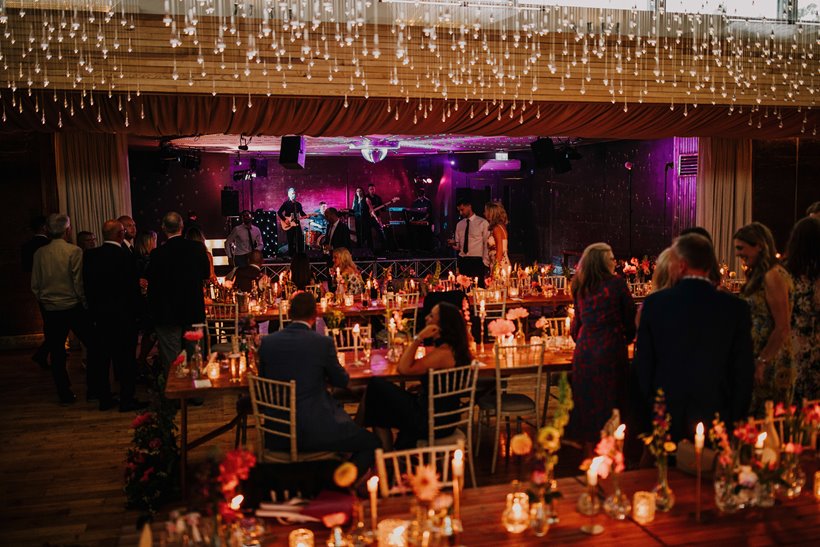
top-left (277, 187), bottom-right (309, 256)
top-left (225, 210), bottom-right (264, 267)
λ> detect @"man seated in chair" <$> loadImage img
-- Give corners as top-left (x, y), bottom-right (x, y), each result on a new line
top-left (259, 291), bottom-right (380, 476)
top-left (226, 250), bottom-right (268, 292)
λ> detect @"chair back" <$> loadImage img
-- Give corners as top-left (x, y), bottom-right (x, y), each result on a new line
top-left (386, 292), bottom-right (420, 336)
top-left (628, 281), bottom-right (651, 296)
top-left (205, 300), bottom-right (239, 353)
top-left (473, 287), bottom-right (507, 319)
top-left (541, 275), bottom-right (568, 294)
top-left (492, 342), bottom-right (546, 422)
top-left (426, 363), bottom-right (479, 447)
top-left (375, 439), bottom-right (465, 498)
top-left (330, 324), bottom-right (373, 350)
top-left (247, 375), bottom-right (297, 462)
top-left (278, 300), bottom-right (292, 331)
top-left (539, 317), bottom-right (571, 338)
top-left (304, 283), bottom-right (324, 298)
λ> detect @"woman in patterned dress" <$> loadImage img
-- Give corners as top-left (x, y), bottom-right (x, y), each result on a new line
top-left (484, 201), bottom-right (511, 276)
top-left (568, 242), bottom-right (636, 445)
top-left (733, 222), bottom-right (795, 415)
top-left (331, 247), bottom-right (365, 295)
top-left (784, 217), bottom-right (820, 402)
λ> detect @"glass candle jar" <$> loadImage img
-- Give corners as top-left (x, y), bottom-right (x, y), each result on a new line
top-left (632, 491), bottom-right (656, 525)
top-left (502, 492), bottom-right (530, 533)
top-left (288, 528), bottom-right (314, 547)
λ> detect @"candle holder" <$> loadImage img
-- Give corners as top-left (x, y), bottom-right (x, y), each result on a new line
top-left (580, 480), bottom-right (604, 535)
top-left (288, 528), bottom-right (314, 547)
top-left (501, 492), bottom-right (530, 533)
top-left (377, 519), bottom-right (408, 546)
top-left (632, 492), bottom-right (656, 525)
top-left (603, 471), bottom-right (631, 521)
top-left (228, 353), bottom-right (241, 383)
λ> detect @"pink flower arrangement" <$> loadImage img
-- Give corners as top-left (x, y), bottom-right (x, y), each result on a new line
top-left (183, 330), bottom-right (203, 342)
top-left (218, 448), bottom-right (257, 523)
top-left (456, 274), bottom-right (472, 288)
top-left (487, 318), bottom-right (515, 337)
top-left (623, 264), bottom-right (638, 276)
top-left (171, 353), bottom-right (185, 367)
top-left (710, 417), bottom-right (734, 468)
top-left (535, 317), bottom-right (549, 330)
top-left (506, 307), bottom-right (529, 321)
top-left (732, 422), bottom-right (760, 445)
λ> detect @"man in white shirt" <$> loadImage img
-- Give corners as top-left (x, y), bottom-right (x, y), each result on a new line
top-left (225, 210), bottom-right (264, 267)
top-left (118, 215), bottom-right (137, 256)
top-left (453, 198), bottom-right (489, 287)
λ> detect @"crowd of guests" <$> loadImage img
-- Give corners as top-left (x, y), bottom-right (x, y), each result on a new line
top-left (568, 202), bottom-right (820, 449)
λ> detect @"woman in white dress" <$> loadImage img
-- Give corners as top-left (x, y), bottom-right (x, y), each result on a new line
top-left (484, 201), bottom-right (511, 275)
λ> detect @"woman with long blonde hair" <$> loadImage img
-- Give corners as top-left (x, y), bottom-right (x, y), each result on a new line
top-left (734, 222), bottom-right (795, 413)
top-left (484, 201), bottom-right (511, 274)
top-left (331, 247), bottom-right (365, 295)
top-left (568, 242), bottom-right (636, 445)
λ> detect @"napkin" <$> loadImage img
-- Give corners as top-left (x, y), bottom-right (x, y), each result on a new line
top-left (301, 490), bottom-right (355, 527)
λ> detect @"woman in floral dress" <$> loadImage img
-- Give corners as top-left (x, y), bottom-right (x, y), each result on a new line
top-left (332, 247), bottom-right (365, 295)
top-left (484, 201), bottom-right (511, 276)
top-left (734, 222), bottom-right (795, 415)
top-left (784, 217), bottom-right (820, 402)
top-left (568, 242), bottom-right (636, 445)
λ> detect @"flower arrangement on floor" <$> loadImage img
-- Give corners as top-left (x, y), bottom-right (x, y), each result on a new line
top-left (124, 409), bottom-right (180, 514)
top-left (638, 390), bottom-right (677, 511)
top-left (506, 372), bottom-right (574, 534)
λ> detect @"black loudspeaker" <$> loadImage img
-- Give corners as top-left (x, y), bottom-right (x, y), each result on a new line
top-left (553, 150), bottom-right (572, 174)
top-left (279, 136), bottom-right (306, 169)
top-left (251, 158), bottom-right (268, 178)
top-left (530, 138), bottom-right (555, 169)
top-left (221, 188), bottom-right (240, 217)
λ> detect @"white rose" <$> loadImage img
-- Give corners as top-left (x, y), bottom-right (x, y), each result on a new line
top-left (738, 465), bottom-right (758, 488)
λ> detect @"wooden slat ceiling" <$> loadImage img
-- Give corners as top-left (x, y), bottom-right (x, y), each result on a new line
top-left (0, 4), bottom-right (816, 110)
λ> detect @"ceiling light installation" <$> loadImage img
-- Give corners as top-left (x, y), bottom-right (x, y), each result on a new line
top-left (351, 138), bottom-right (400, 163)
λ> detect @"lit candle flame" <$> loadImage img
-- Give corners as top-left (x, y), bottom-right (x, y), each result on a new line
top-left (696, 422), bottom-right (704, 436)
top-left (614, 424), bottom-right (626, 440)
top-left (230, 494), bottom-right (244, 511)
top-left (755, 432), bottom-right (767, 449)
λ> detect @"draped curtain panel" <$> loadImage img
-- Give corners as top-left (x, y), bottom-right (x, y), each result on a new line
top-left (3, 92), bottom-right (816, 139)
top-left (695, 138), bottom-right (753, 271)
top-left (54, 133), bottom-right (132, 236)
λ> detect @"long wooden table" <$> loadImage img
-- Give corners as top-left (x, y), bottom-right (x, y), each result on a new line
top-left (164, 346), bottom-right (574, 497)
top-left (267, 466), bottom-right (820, 545)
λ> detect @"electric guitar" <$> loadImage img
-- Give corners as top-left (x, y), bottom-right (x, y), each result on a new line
top-left (279, 212), bottom-right (317, 231)
top-left (370, 197), bottom-right (400, 223)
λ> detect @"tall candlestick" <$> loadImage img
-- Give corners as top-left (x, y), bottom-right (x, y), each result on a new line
top-left (352, 323), bottom-right (361, 364)
top-left (695, 422), bottom-right (704, 523)
top-left (452, 449), bottom-right (464, 521)
top-left (367, 476), bottom-right (379, 532)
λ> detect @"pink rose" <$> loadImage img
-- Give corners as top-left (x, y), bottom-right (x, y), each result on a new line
top-left (487, 319), bottom-right (515, 337)
top-left (506, 307), bottom-right (529, 321)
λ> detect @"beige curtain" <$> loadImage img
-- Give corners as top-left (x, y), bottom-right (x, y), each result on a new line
top-left (54, 133), bottom-right (131, 238)
top-left (695, 137), bottom-right (753, 272)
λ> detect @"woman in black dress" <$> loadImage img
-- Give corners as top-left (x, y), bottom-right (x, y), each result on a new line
top-left (352, 186), bottom-right (373, 250)
top-left (363, 302), bottom-right (473, 450)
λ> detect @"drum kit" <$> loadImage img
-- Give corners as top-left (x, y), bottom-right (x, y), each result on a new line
top-left (305, 219), bottom-right (327, 250)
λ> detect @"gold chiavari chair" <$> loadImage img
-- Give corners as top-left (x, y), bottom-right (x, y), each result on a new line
top-left (375, 440), bottom-right (465, 498)
top-left (330, 324), bottom-right (373, 351)
top-left (205, 300), bottom-right (239, 354)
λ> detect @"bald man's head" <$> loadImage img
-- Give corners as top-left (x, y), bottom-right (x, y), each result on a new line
top-left (102, 219), bottom-right (125, 243)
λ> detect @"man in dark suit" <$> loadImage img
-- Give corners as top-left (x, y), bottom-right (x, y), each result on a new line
top-left (146, 211), bottom-right (211, 370)
top-left (324, 207), bottom-right (352, 251)
top-left (634, 234), bottom-right (754, 441)
top-left (84, 219), bottom-right (146, 412)
top-left (259, 292), bottom-right (380, 476)
top-left (22, 215), bottom-right (52, 369)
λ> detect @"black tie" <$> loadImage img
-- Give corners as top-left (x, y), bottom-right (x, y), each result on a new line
top-left (463, 219), bottom-right (470, 254)
top-left (246, 225), bottom-right (254, 250)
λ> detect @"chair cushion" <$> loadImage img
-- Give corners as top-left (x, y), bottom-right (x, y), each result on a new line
top-left (478, 392), bottom-right (535, 413)
top-left (261, 450), bottom-right (339, 464)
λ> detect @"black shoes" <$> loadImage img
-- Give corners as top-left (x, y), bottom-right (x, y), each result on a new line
top-left (58, 392), bottom-right (77, 405)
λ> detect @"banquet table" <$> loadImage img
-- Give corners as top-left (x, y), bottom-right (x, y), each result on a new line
top-left (266, 466), bottom-right (820, 546)
top-left (164, 346), bottom-right (574, 497)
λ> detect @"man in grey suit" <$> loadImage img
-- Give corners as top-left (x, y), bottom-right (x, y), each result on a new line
top-left (259, 292), bottom-right (380, 476)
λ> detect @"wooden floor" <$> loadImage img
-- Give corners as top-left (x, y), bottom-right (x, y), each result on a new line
top-left (0, 348), bottom-right (584, 546)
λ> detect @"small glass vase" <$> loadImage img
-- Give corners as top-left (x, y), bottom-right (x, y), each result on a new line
top-left (545, 476), bottom-right (560, 524)
top-left (189, 341), bottom-right (204, 379)
top-left (652, 459), bottom-right (675, 512)
top-left (529, 497), bottom-right (550, 537)
top-left (778, 454), bottom-right (806, 499)
top-left (603, 472), bottom-right (632, 520)
top-left (713, 466), bottom-right (742, 513)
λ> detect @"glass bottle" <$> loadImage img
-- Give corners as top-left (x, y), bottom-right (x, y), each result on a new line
top-left (652, 456), bottom-right (675, 512)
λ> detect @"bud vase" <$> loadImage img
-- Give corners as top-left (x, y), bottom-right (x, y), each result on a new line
top-left (603, 471), bottom-right (631, 520)
top-left (652, 458), bottom-right (675, 512)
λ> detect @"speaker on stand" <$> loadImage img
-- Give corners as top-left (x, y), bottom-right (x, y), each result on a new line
top-left (221, 187), bottom-right (240, 217)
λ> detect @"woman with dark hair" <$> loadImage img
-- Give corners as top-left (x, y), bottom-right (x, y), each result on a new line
top-left (135, 230), bottom-right (158, 369)
top-left (185, 226), bottom-right (217, 284)
top-left (734, 222), bottom-right (795, 413)
top-left (363, 302), bottom-right (473, 449)
top-left (785, 217), bottom-right (820, 402)
top-left (289, 252), bottom-right (313, 291)
top-left (352, 186), bottom-right (373, 250)
top-left (569, 242), bottom-right (636, 445)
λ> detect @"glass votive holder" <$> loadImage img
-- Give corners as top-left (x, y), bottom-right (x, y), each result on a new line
top-left (206, 360), bottom-right (220, 380)
top-left (288, 527), bottom-right (314, 547)
top-left (502, 492), bottom-right (530, 534)
top-left (228, 353), bottom-right (241, 382)
top-left (320, 297), bottom-right (328, 312)
top-left (343, 295), bottom-right (355, 307)
top-left (337, 352), bottom-right (346, 366)
top-left (632, 491), bottom-right (656, 524)
top-left (509, 286), bottom-right (519, 298)
top-left (814, 470), bottom-right (820, 501)
top-left (377, 519), bottom-right (408, 546)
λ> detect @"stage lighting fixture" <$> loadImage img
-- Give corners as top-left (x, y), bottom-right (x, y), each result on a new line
top-left (361, 147), bottom-right (389, 163)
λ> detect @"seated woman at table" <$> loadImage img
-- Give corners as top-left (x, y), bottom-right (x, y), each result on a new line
top-left (363, 301), bottom-right (472, 450)
top-left (332, 247), bottom-right (365, 295)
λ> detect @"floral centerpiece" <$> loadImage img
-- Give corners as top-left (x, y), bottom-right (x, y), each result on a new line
top-left (456, 274), bottom-right (472, 291)
top-left (487, 318), bottom-right (516, 345)
top-left (507, 372), bottom-right (574, 532)
top-left (324, 309), bottom-right (346, 331)
top-left (506, 307), bottom-right (529, 343)
top-left (638, 390), bottom-right (677, 511)
top-left (124, 410), bottom-right (180, 515)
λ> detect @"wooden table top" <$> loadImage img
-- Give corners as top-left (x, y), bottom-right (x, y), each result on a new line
top-left (164, 346), bottom-right (574, 399)
top-left (266, 466), bottom-right (819, 546)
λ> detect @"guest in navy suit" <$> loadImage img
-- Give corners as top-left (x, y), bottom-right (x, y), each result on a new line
top-left (259, 292), bottom-right (380, 476)
top-left (324, 208), bottom-right (352, 251)
top-left (634, 233), bottom-right (754, 441)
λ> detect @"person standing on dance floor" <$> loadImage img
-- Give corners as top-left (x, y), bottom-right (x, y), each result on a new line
top-left (452, 198), bottom-right (489, 287)
top-left (352, 187), bottom-right (374, 250)
top-left (226, 210), bottom-right (264, 266)
top-left (277, 188), bottom-right (309, 257)
top-left (484, 201), bottom-right (511, 275)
